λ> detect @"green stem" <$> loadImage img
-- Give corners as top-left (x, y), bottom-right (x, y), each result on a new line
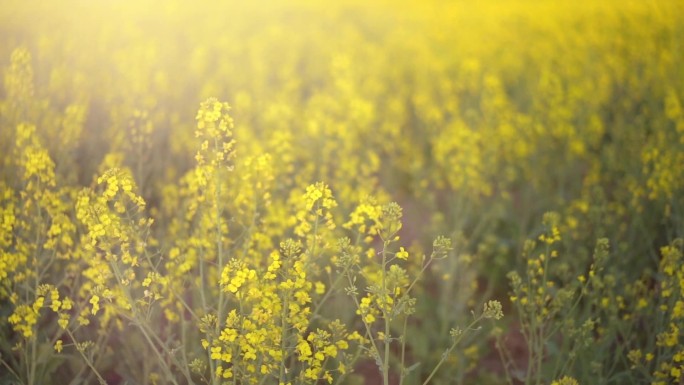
top-left (421, 316), bottom-right (482, 385)
top-left (494, 333), bottom-right (517, 385)
top-left (381, 240), bottom-right (391, 385)
top-left (215, 157), bottom-right (226, 326)
top-left (280, 288), bottom-right (290, 383)
top-left (0, 357), bottom-right (21, 383)
top-left (311, 264), bottom-right (350, 319)
top-left (108, 259), bottom-right (186, 384)
top-left (65, 328), bottom-right (108, 385)
top-left (345, 273), bottom-right (383, 378)
top-left (399, 317), bottom-right (408, 385)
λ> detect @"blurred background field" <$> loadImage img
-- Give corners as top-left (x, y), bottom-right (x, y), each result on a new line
top-left (1, 0), bottom-right (683, 384)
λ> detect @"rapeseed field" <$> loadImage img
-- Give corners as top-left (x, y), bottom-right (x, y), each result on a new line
top-left (1, 1), bottom-right (682, 384)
